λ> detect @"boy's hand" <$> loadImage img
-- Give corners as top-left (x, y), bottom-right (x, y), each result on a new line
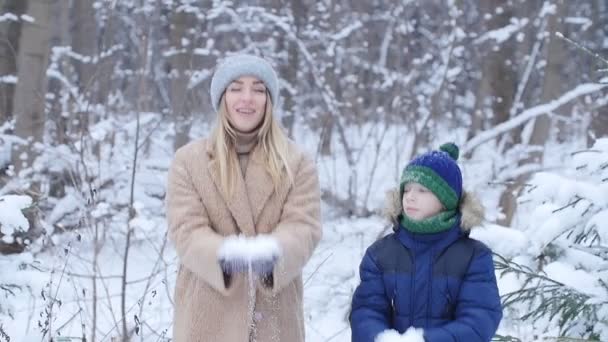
top-left (375, 327), bottom-right (425, 342)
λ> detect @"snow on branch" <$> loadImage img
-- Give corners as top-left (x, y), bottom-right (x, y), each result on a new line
top-left (463, 83), bottom-right (607, 154)
top-left (490, 139), bottom-right (608, 339)
top-left (474, 18), bottom-right (528, 45)
top-left (0, 13), bottom-right (19, 22)
top-left (0, 13), bottom-right (35, 23)
top-left (330, 21), bottom-right (363, 41)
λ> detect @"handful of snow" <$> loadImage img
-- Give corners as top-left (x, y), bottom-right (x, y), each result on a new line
top-left (218, 234), bottom-right (281, 261)
top-left (375, 328), bottom-right (425, 342)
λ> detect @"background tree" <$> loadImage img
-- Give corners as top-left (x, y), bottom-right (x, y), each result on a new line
top-left (11, 0), bottom-right (53, 174)
top-left (0, 0), bottom-right (26, 124)
top-left (0, 1), bottom-right (607, 340)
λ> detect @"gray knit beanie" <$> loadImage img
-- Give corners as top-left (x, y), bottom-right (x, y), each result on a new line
top-left (209, 54), bottom-right (279, 113)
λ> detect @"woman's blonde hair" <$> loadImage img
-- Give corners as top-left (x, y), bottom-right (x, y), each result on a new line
top-left (210, 93), bottom-right (294, 198)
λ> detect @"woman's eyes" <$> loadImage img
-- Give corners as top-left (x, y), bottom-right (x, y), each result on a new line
top-left (228, 87), bottom-right (265, 93)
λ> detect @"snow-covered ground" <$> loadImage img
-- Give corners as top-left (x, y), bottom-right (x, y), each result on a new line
top-left (0, 205), bottom-right (380, 341)
top-left (0, 197), bottom-right (604, 341)
top-left (0, 206), bottom-right (515, 342)
top-left (2, 118), bottom-right (606, 341)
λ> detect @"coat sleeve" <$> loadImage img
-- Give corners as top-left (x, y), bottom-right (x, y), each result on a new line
top-left (262, 153), bottom-right (322, 293)
top-left (350, 249), bottom-right (393, 342)
top-left (166, 149), bottom-right (231, 296)
top-left (423, 246), bottom-right (503, 342)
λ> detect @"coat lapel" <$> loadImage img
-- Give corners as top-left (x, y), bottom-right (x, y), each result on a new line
top-left (246, 146), bottom-right (275, 227)
top-left (206, 144), bottom-right (256, 236)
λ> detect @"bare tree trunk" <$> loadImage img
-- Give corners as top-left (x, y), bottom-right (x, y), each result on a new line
top-left (0, 0), bottom-right (26, 124)
top-left (498, 0), bottom-right (567, 226)
top-left (50, 0), bottom-right (68, 145)
top-left (71, 0), bottom-right (97, 134)
top-left (72, 0), bottom-right (97, 93)
top-left (472, 1), bottom-right (520, 225)
top-left (11, 0), bottom-right (53, 173)
top-left (96, 12), bottom-right (117, 106)
top-left (485, 6), bottom-right (517, 130)
top-left (318, 113), bottom-right (334, 156)
top-left (528, 0), bottom-right (567, 160)
top-left (587, 0), bottom-right (608, 146)
top-left (169, 9), bottom-right (195, 151)
top-left (280, 0), bottom-right (306, 136)
top-left (468, 0), bottom-right (517, 147)
top-left (467, 92), bottom-right (486, 144)
top-left (43, 0), bottom-right (70, 199)
top-left (318, 0), bottom-right (341, 157)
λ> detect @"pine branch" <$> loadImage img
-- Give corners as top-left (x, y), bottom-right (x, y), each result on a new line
top-left (495, 253), bottom-right (604, 335)
top-left (568, 245), bottom-right (608, 263)
top-left (494, 254), bottom-right (560, 285)
top-left (543, 337), bottom-right (603, 341)
top-left (552, 196), bottom-right (583, 213)
top-left (492, 335), bottom-right (522, 342)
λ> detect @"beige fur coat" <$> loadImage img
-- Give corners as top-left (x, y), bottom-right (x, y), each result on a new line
top-left (166, 138), bottom-right (322, 342)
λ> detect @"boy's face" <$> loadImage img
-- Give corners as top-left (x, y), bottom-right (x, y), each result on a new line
top-left (402, 182), bottom-right (444, 220)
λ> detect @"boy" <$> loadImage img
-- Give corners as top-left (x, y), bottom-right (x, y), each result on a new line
top-left (350, 143), bottom-right (502, 342)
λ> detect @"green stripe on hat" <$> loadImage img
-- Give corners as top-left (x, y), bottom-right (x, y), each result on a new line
top-left (400, 165), bottom-right (459, 210)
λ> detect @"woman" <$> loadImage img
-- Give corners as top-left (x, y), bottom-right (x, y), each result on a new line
top-left (166, 54), bottom-right (322, 342)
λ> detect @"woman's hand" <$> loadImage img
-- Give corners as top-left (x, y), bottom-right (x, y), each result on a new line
top-left (218, 253), bottom-right (279, 275)
top-left (217, 234), bottom-right (281, 277)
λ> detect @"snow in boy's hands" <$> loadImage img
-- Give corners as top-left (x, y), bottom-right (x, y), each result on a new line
top-left (375, 327), bottom-right (425, 342)
top-left (217, 234), bottom-right (281, 276)
top-left (401, 327), bottom-right (425, 342)
top-left (375, 330), bottom-right (401, 342)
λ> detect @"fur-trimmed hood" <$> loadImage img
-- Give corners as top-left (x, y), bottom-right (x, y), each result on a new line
top-left (383, 188), bottom-right (485, 231)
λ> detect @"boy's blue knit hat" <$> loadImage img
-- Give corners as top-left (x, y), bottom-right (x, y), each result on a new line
top-left (400, 143), bottom-right (462, 210)
top-left (209, 54), bottom-right (279, 113)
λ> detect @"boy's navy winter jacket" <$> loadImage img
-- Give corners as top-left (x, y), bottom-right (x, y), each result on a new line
top-left (350, 192), bottom-right (502, 342)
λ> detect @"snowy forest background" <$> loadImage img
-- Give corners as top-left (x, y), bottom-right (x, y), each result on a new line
top-left (1, 0), bottom-right (608, 341)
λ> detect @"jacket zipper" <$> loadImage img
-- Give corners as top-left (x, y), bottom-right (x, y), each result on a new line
top-left (410, 244), bottom-right (416, 328)
top-left (426, 247), bottom-right (434, 328)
